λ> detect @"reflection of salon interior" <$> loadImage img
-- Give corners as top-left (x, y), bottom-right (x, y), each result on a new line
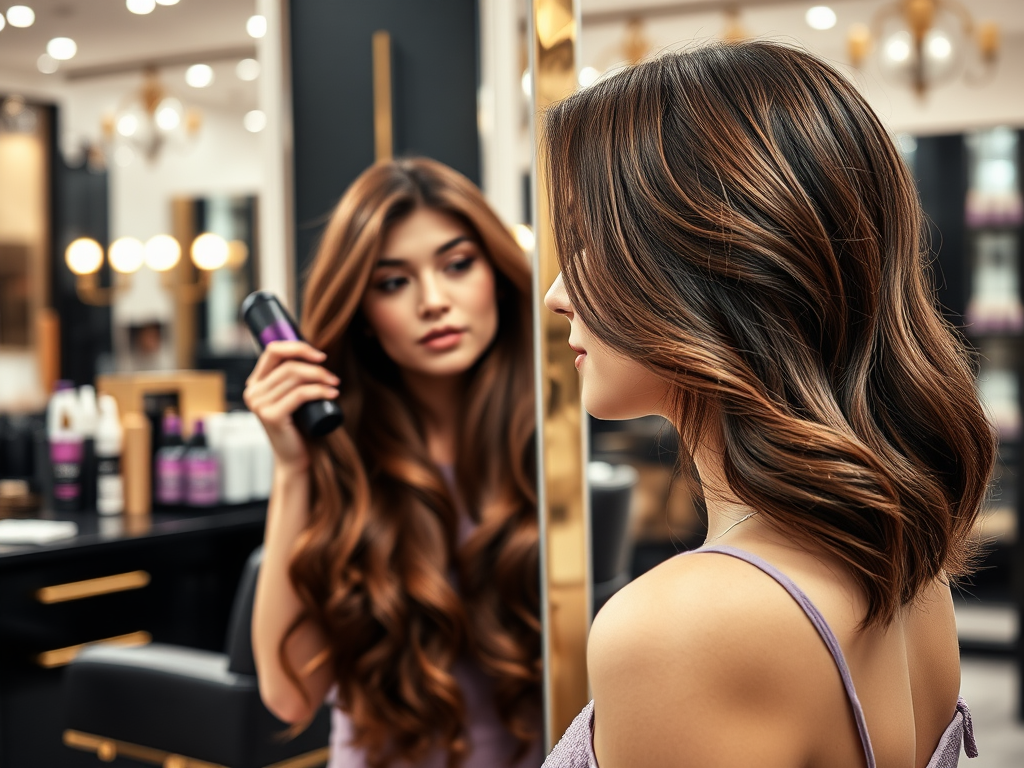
top-left (0, 1), bottom-right (1023, 766)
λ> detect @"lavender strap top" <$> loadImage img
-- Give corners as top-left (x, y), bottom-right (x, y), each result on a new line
top-left (542, 545), bottom-right (978, 768)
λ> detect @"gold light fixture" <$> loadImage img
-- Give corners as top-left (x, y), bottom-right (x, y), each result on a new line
top-left (101, 66), bottom-right (202, 164)
top-left (65, 233), bottom-right (229, 306)
top-left (848, 0), bottom-right (998, 98)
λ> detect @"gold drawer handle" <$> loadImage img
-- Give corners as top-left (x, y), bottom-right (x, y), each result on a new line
top-left (36, 630), bottom-right (152, 668)
top-left (36, 570), bottom-right (151, 604)
top-left (64, 729), bottom-right (330, 768)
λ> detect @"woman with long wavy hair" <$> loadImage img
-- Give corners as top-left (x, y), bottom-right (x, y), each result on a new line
top-left (246, 157), bottom-right (541, 768)
top-left (541, 42), bottom-right (993, 768)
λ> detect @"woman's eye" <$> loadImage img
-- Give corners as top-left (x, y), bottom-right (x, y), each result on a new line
top-left (376, 276), bottom-right (407, 293)
top-left (446, 256), bottom-right (476, 274)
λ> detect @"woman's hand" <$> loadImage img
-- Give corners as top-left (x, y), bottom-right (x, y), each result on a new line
top-left (243, 341), bottom-right (339, 472)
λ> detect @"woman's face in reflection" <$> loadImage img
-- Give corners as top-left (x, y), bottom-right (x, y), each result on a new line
top-left (544, 272), bottom-right (671, 420)
top-left (360, 206), bottom-right (499, 379)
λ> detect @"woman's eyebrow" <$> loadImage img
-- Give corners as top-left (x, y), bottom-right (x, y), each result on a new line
top-left (375, 236), bottom-right (475, 268)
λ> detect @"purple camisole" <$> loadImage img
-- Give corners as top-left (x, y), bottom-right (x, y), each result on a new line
top-left (542, 545), bottom-right (978, 768)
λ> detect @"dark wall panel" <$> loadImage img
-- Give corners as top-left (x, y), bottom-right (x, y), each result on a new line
top-left (290, 0), bottom-right (480, 293)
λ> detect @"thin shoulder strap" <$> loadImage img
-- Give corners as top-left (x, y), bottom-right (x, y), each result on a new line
top-left (696, 544), bottom-right (876, 768)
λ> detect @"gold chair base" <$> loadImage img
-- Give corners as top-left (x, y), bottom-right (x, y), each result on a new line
top-left (63, 729), bottom-right (330, 768)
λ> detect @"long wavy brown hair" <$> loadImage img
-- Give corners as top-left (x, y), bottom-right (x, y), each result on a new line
top-left (545, 41), bottom-right (996, 627)
top-left (287, 158), bottom-right (540, 767)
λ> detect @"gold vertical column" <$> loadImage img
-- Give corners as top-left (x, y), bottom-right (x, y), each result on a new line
top-left (529, 0), bottom-right (589, 749)
top-left (372, 31), bottom-right (394, 162)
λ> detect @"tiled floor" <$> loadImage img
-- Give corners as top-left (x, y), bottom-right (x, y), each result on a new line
top-left (960, 658), bottom-right (1024, 767)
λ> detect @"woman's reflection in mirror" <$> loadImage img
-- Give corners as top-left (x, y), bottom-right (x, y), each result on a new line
top-left (246, 158), bottom-right (542, 768)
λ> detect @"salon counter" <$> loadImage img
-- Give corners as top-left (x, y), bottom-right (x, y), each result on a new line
top-left (0, 504), bottom-right (266, 768)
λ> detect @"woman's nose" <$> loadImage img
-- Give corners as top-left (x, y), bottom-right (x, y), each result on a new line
top-left (544, 272), bottom-right (572, 317)
top-left (419, 274), bottom-right (451, 317)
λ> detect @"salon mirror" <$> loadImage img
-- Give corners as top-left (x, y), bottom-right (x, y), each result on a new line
top-left (0, 0), bottom-right (289, 405)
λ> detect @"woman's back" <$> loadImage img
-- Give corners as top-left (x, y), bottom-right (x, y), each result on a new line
top-left (583, 528), bottom-right (966, 768)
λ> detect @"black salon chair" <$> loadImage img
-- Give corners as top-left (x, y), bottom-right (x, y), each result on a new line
top-left (590, 461), bottom-right (639, 613)
top-left (62, 547), bottom-right (331, 768)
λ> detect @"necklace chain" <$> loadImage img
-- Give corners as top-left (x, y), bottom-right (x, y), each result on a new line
top-left (706, 511), bottom-right (758, 543)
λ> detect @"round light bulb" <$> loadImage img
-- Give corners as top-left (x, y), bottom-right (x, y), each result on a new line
top-left (126, 0), bottom-right (155, 15)
top-left (235, 58), bottom-right (260, 81)
top-left (512, 224), bottom-right (535, 252)
top-left (66, 238), bottom-right (104, 276)
top-left (927, 33), bottom-right (952, 60)
top-left (116, 114), bottom-right (138, 137)
top-left (0, 14), bottom-right (5, 31)
top-left (243, 109), bottom-right (266, 133)
top-left (37, 53), bottom-right (58, 74)
top-left (46, 37), bottom-right (77, 61)
top-left (246, 15), bottom-right (267, 39)
top-left (6, 6), bottom-right (35, 28)
top-left (185, 63), bottom-right (214, 88)
top-left (190, 233), bottom-right (229, 271)
top-left (226, 240), bottom-right (249, 269)
top-left (578, 66), bottom-right (600, 87)
top-left (155, 98), bottom-right (182, 131)
top-left (155, 0), bottom-right (180, 5)
top-left (144, 235), bottom-right (181, 272)
top-left (521, 70), bottom-right (531, 98)
top-left (805, 6), bottom-right (837, 31)
top-left (108, 237), bottom-right (145, 274)
top-left (885, 35), bottom-right (911, 63)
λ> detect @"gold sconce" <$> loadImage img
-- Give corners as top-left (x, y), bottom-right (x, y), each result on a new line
top-left (65, 233), bottom-right (235, 306)
top-left (847, 0), bottom-right (999, 98)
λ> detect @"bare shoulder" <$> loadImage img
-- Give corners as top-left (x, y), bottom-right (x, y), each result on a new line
top-left (587, 551), bottom-right (834, 768)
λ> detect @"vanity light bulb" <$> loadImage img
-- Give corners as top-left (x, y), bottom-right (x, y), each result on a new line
top-left (46, 37), bottom-right (77, 61)
top-left (185, 63), bottom-right (214, 88)
top-left (144, 234), bottom-right (181, 272)
top-left (109, 237), bottom-right (145, 274)
top-left (66, 238), bottom-right (104, 276)
top-left (243, 109), bottom-right (266, 133)
top-left (6, 6), bottom-right (36, 28)
top-left (126, 0), bottom-right (156, 15)
top-left (512, 224), bottom-right (536, 252)
top-left (190, 233), bottom-right (229, 271)
top-left (246, 15), bottom-right (267, 39)
top-left (236, 58), bottom-right (260, 81)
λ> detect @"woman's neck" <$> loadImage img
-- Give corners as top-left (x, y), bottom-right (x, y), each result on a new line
top-left (692, 427), bottom-right (759, 543)
top-left (401, 370), bottom-right (467, 466)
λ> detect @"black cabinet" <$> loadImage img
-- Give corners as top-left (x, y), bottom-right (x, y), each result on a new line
top-left (0, 506), bottom-right (265, 767)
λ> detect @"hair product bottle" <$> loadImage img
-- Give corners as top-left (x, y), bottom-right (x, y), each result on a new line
top-left (184, 419), bottom-right (219, 507)
top-left (220, 411), bottom-right (253, 504)
top-left (154, 412), bottom-right (186, 506)
top-left (95, 395), bottom-right (124, 516)
top-left (48, 390), bottom-right (84, 512)
top-left (241, 291), bottom-right (344, 437)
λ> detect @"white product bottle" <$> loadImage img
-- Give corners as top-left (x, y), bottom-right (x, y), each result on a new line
top-left (247, 413), bottom-right (274, 501)
top-left (221, 412), bottom-right (254, 504)
top-left (95, 395), bottom-right (124, 515)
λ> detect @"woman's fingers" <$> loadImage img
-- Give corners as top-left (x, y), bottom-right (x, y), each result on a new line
top-left (256, 384), bottom-right (340, 426)
top-left (247, 341), bottom-right (326, 385)
top-left (253, 360), bottom-right (339, 398)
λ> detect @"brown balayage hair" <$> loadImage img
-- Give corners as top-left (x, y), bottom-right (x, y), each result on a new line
top-left (289, 158), bottom-right (539, 768)
top-left (545, 41), bottom-right (995, 626)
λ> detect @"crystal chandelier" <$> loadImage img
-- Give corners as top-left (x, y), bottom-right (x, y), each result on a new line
top-left (847, 0), bottom-right (999, 98)
top-left (101, 66), bottom-right (202, 164)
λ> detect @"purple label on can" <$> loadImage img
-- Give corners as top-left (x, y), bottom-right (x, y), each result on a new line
top-left (51, 439), bottom-right (83, 463)
top-left (259, 318), bottom-right (301, 347)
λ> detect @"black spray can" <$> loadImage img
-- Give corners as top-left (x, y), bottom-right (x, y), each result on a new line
top-left (240, 291), bottom-right (344, 438)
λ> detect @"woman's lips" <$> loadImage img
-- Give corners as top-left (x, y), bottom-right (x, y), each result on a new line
top-left (569, 342), bottom-right (586, 370)
top-left (421, 329), bottom-right (465, 351)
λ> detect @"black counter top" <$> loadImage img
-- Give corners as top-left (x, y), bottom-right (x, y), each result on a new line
top-left (0, 504), bottom-right (267, 567)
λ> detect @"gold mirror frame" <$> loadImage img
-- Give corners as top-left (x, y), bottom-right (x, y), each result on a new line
top-left (528, 0), bottom-right (590, 748)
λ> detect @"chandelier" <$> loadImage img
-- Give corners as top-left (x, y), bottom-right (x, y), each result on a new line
top-left (101, 66), bottom-right (202, 164)
top-left (847, 0), bottom-right (999, 98)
